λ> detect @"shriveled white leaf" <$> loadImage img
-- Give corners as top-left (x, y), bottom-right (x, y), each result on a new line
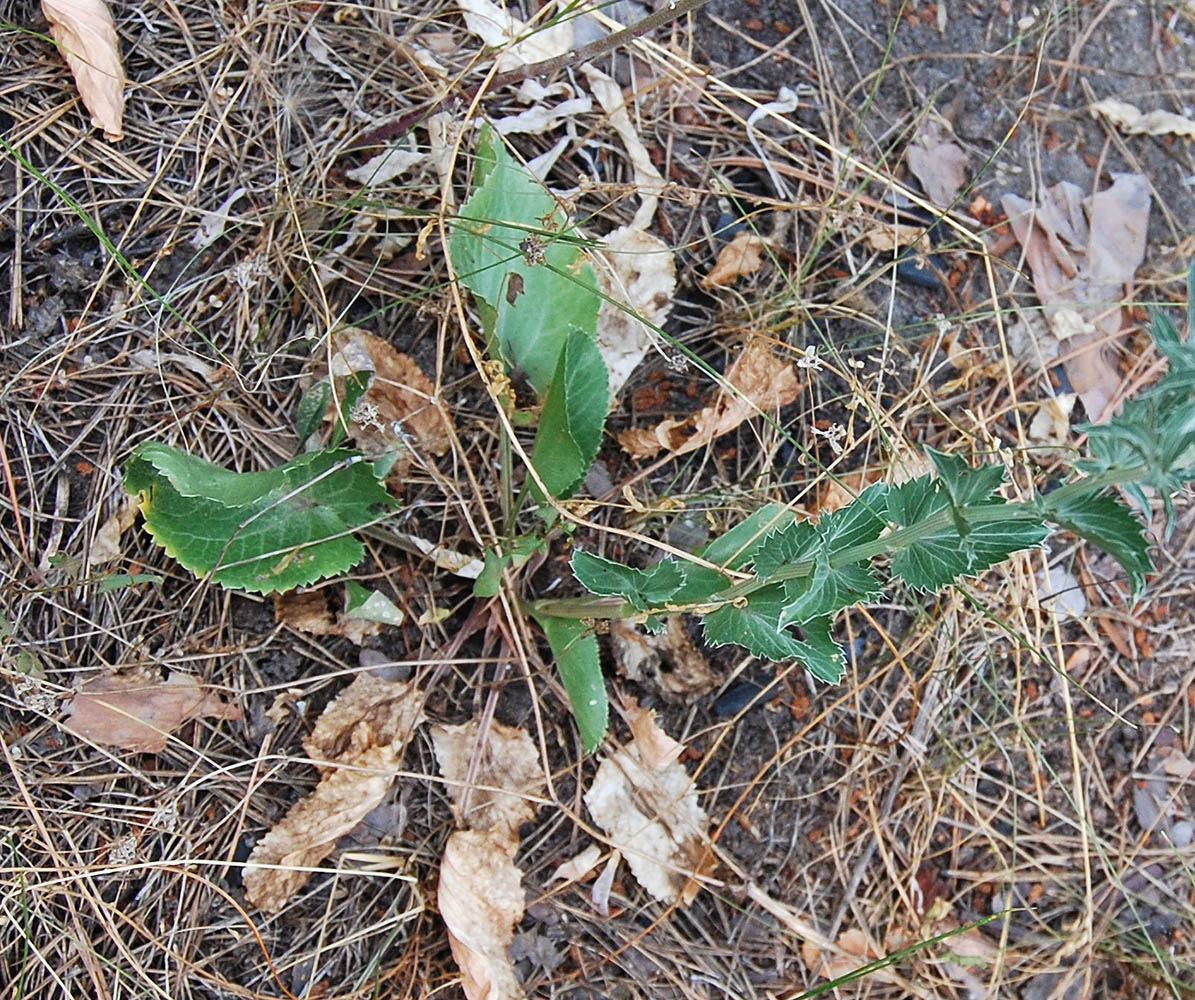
top-left (398, 533), bottom-right (485, 579)
top-left (491, 96), bottom-right (592, 136)
top-left (549, 844), bottom-right (602, 883)
top-left (304, 25), bottom-right (352, 80)
top-left (596, 226), bottom-right (676, 396)
top-left (1092, 98), bottom-right (1195, 139)
top-left (584, 712), bottom-right (711, 904)
top-left (591, 849), bottom-right (620, 917)
top-left (458, 0), bottom-right (572, 73)
top-left (346, 145), bottom-right (425, 186)
top-left (432, 719), bottom-right (544, 837)
top-left (582, 64), bottom-right (666, 230)
top-left (1038, 565), bottom-right (1086, 620)
top-left (1027, 392), bottom-right (1076, 448)
top-left (439, 829), bottom-right (526, 1000)
top-left (42, 0), bottom-right (125, 140)
top-left (192, 187), bottom-right (248, 248)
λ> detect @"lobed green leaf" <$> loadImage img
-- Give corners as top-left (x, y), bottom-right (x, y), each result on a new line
top-left (1045, 491), bottom-right (1153, 595)
top-left (570, 551), bottom-right (686, 609)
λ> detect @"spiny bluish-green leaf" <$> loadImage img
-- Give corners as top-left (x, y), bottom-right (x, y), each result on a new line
top-left (752, 519), bottom-right (818, 580)
top-left (779, 560), bottom-right (883, 627)
top-left (791, 616), bottom-right (846, 683)
top-left (570, 551), bottom-right (685, 608)
top-left (123, 444), bottom-right (398, 594)
top-left (451, 125), bottom-right (600, 394)
top-left (702, 503), bottom-right (795, 569)
top-left (529, 327), bottom-right (609, 499)
top-left (815, 482), bottom-right (890, 552)
top-left (537, 615), bottom-right (606, 753)
top-left (668, 564), bottom-right (734, 605)
top-left (886, 474), bottom-right (1047, 591)
top-left (926, 447), bottom-right (1008, 507)
top-left (701, 584), bottom-right (806, 660)
top-left (1045, 491), bottom-right (1153, 595)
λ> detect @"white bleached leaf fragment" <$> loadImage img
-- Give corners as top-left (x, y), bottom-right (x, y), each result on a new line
top-left (591, 849), bottom-right (620, 917)
top-left (549, 844), bottom-right (602, 883)
top-left (42, 0), bottom-right (126, 140)
top-left (346, 145), bottom-right (425, 186)
top-left (1092, 98), bottom-right (1195, 139)
top-left (491, 96), bottom-right (593, 136)
top-left (596, 226), bottom-right (676, 396)
top-left (303, 25), bottom-right (352, 80)
top-left (458, 0), bottom-right (572, 73)
top-left (399, 533), bottom-right (484, 579)
top-left (192, 187), bottom-right (248, 248)
top-left (583, 712), bottom-right (711, 904)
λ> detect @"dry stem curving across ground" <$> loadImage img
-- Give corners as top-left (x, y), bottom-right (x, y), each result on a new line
top-left (2, 0), bottom-right (1195, 997)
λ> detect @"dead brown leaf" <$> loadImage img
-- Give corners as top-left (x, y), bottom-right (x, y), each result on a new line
top-left (62, 669), bottom-right (241, 752)
top-left (41, 0), bottom-right (125, 140)
top-left (905, 118), bottom-right (968, 208)
top-left (1001, 175), bottom-right (1150, 420)
top-left (618, 339), bottom-right (801, 459)
top-left (626, 701), bottom-right (683, 770)
top-left (431, 719), bottom-right (544, 838)
top-left (438, 828), bottom-right (527, 1000)
top-left (701, 232), bottom-right (770, 289)
top-left (317, 327), bottom-right (453, 463)
top-left (88, 495), bottom-right (137, 569)
top-left (273, 589), bottom-right (338, 635)
top-left (801, 927), bottom-right (879, 981)
top-left (583, 710), bottom-right (712, 904)
top-left (610, 617), bottom-right (718, 700)
top-left (243, 675), bottom-right (425, 911)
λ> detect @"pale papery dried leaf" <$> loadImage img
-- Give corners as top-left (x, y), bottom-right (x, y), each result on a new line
top-left (701, 232), bottom-right (770, 288)
top-left (905, 119), bottom-right (969, 208)
top-left (618, 340), bottom-right (801, 458)
top-left (87, 495), bottom-right (137, 569)
top-left (626, 701), bottom-right (684, 771)
top-left (42, 0), bottom-right (125, 140)
top-left (610, 618), bottom-right (718, 700)
top-left (801, 927), bottom-right (879, 981)
top-left (1091, 98), bottom-right (1195, 138)
top-left (596, 226), bottom-right (676, 396)
top-left (62, 670), bottom-right (241, 752)
top-left (583, 740), bottom-right (711, 905)
top-left (439, 829), bottom-right (526, 1000)
top-left (243, 742), bottom-right (400, 912)
top-left (458, 0), bottom-right (572, 73)
top-left (549, 844), bottom-right (602, 883)
top-left (432, 719), bottom-right (544, 838)
top-left (324, 328), bottom-right (453, 458)
top-left (304, 675), bottom-right (425, 766)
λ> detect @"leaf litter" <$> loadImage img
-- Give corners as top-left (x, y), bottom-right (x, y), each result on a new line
top-left (41, 0), bottom-right (125, 140)
top-left (243, 674), bottom-right (425, 911)
top-left (1002, 174), bottom-right (1151, 420)
top-left (433, 718), bottom-right (546, 1000)
top-left (62, 669), bottom-right (242, 753)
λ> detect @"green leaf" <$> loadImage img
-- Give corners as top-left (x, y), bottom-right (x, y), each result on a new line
top-left (702, 502), bottom-right (794, 569)
top-left (925, 447), bottom-right (1008, 506)
top-left (451, 125), bottom-right (601, 395)
top-left (702, 584), bottom-right (806, 660)
top-left (123, 443), bottom-right (398, 594)
top-left (779, 560), bottom-right (883, 627)
top-left (887, 475), bottom-right (1048, 591)
top-left (529, 327), bottom-right (609, 499)
top-left (1045, 491), bottom-right (1153, 595)
top-left (344, 582), bottom-right (405, 626)
top-left (790, 616), bottom-right (846, 683)
top-left (815, 482), bottom-right (890, 553)
top-left (473, 533), bottom-right (547, 597)
top-left (296, 377), bottom-right (331, 444)
top-left (570, 551), bottom-right (685, 608)
top-left (537, 615), bottom-right (607, 753)
top-left (751, 518), bottom-right (818, 580)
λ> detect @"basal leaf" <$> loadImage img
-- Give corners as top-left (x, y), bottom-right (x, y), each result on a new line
top-left (701, 584), bottom-right (805, 660)
top-left (571, 551), bottom-right (685, 608)
top-left (537, 615), bottom-right (607, 753)
top-left (123, 444), bottom-right (399, 594)
top-left (529, 327), bottom-right (609, 498)
top-left (779, 560), bottom-right (883, 627)
top-left (1046, 491), bottom-right (1153, 595)
top-left (451, 125), bottom-right (601, 394)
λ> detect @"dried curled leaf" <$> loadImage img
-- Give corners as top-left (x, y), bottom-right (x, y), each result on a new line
top-left (583, 710), bottom-right (711, 904)
top-left (439, 829), bottom-right (527, 1000)
top-left (1091, 98), bottom-right (1195, 139)
top-left (62, 670), bottom-right (241, 752)
top-left (432, 719), bottom-right (544, 838)
top-left (701, 232), bottom-right (770, 289)
top-left (905, 118), bottom-right (968, 207)
top-left (610, 618), bottom-right (718, 701)
top-left (243, 676), bottom-right (425, 911)
top-left (42, 0), bottom-right (125, 140)
top-left (618, 339), bottom-right (801, 458)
